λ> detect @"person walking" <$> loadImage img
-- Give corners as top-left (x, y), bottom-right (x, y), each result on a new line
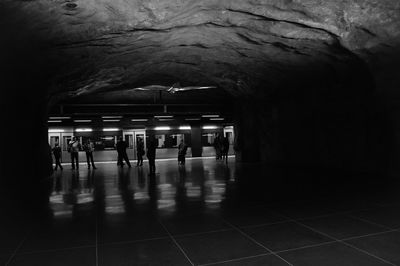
top-left (177, 139), bottom-right (188, 165)
top-left (147, 136), bottom-right (157, 175)
top-left (84, 138), bottom-right (96, 169)
top-left (136, 138), bottom-right (145, 166)
top-left (68, 137), bottom-right (81, 170)
top-left (116, 137), bottom-right (131, 168)
top-left (213, 133), bottom-right (223, 160)
top-left (52, 143), bottom-right (63, 170)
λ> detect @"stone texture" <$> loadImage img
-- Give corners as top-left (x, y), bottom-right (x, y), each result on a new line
top-left (1, 0), bottom-right (400, 100)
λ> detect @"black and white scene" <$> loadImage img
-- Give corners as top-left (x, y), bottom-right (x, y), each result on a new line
top-left (1, 1), bottom-right (400, 265)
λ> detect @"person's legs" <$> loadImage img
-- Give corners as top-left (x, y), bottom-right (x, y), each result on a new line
top-left (182, 156), bottom-right (185, 165)
top-left (71, 153), bottom-right (75, 169)
top-left (117, 153), bottom-right (123, 167)
top-left (123, 153), bottom-right (131, 167)
top-left (86, 152), bottom-right (91, 168)
top-left (74, 152), bottom-right (79, 169)
top-left (137, 153), bottom-right (140, 166)
top-left (89, 152), bottom-right (96, 168)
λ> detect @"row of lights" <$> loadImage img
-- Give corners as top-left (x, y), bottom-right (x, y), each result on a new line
top-left (49, 125), bottom-right (220, 133)
top-left (48, 115), bottom-right (225, 123)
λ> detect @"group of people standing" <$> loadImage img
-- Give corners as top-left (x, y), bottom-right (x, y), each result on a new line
top-left (213, 133), bottom-right (230, 163)
top-left (51, 133), bottom-right (229, 172)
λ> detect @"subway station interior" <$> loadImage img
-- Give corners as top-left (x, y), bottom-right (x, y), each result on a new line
top-left (1, 1), bottom-right (400, 265)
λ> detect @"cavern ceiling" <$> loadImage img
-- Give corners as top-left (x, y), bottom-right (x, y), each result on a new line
top-left (2, 0), bottom-right (400, 104)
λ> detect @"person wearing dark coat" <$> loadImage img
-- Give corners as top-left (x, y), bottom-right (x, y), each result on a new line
top-left (52, 143), bottom-right (63, 170)
top-left (116, 137), bottom-right (131, 168)
top-left (136, 138), bottom-right (145, 166)
top-left (222, 136), bottom-right (230, 163)
top-left (147, 136), bottom-right (157, 174)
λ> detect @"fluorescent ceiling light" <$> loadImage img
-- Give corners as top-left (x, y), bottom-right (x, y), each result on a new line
top-left (185, 118), bottom-right (201, 121)
top-left (49, 129), bottom-right (65, 133)
top-left (202, 125), bottom-right (218, 130)
top-left (102, 116), bottom-right (122, 119)
top-left (74, 120), bottom-right (92, 123)
top-left (154, 115), bottom-right (173, 118)
top-left (210, 118), bottom-right (224, 121)
top-left (103, 128), bottom-right (120, 132)
top-left (159, 119), bottom-right (174, 121)
top-left (48, 120), bottom-right (62, 123)
top-left (154, 126), bottom-right (171, 131)
top-left (201, 115), bottom-right (219, 118)
top-left (103, 137), bottom-right (114, 140)
top-left (103, 119), bottom-right (120, 122)
top-left (131, 119), bottom-right (148, 122)
top-left (179, 126), bottom-right (191, 130)
top-left (75, 128), bottom-right (93, 132)
top-left (49, 116), bottom-right (71, 120)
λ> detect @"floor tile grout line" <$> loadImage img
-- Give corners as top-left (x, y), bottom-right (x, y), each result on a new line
top-left (173, 228), bottom-right (234, 238)
top-left (197, 228), bottom-right (400, 266)
top-left (269, 210), bottom-right (397, 266)
top-left (157, 219), bottom-right (195, 266)
top-left (5, 237), bottom-right (26, 266)
top-left (198, 252), bottom-right (273, 266)
top-left (222, 219), bottom-right (294, 266)
top-left (344, 213), bottom-right (397, 231)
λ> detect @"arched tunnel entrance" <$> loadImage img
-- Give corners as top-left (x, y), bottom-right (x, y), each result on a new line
top-left (1, 1), bottom-right (400, 264)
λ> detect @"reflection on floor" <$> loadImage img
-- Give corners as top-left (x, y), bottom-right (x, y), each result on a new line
top-left (2, 158), bottom-right (400, 265)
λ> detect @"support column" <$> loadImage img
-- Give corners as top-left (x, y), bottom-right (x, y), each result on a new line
top-left (190, 124), bottom-right (202, 157)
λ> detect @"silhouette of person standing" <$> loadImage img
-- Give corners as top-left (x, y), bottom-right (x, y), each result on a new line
top-left (116, 137), bottom-right (131, 168)
top-left (84, 138), bottom-right (96, 169)
top-left (136, 138), bottom-right (145, 167)
top-left (222, 136), bottom-right (230, 163)
top-left (52, 143), bottom-right (63, 170)
top-left (68, 136), bottom-right (81, 170)
top-left (178, 139), bottom-right (188, 165)
top-left (147, 136), bottom-right (157, 175)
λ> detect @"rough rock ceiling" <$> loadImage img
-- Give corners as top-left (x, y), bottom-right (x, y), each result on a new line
top-left (2, 0), bottom-right (400, 103)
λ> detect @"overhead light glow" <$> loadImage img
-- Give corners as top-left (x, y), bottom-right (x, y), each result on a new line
top-left (159, 119), bottom-right (174, 121)
top-left (103, 119), bottom-right (120, 122)
top-left (154, 115), bottom-right (173, 118)
top-left (75, 128), bottom-right (93, 132)
top-left (49, 129), bottom-right (65, 133)
top-left (48, 120), bottom-right (62, 123)
top-left (201, 115), bottom-right (219, 118)
top-left (154, 126), bottom-right (171, 131)
top-left (49, 116), bottom-right (71, 120)
top-left (74, 120), bottom-right (92, 123)
top-left (102, 116), bottom-right (122, 119)
top-left (202, 125), bottom-right (218, 130)
top-left (103, 128), bottom-right (120, 132)
top-left (185, 118), bottom-right (201, 121)
top-left (179, 126), bottom-right (191, 130)
top-left (210, 118), bottom-right (224, 121)
top-left (131, 119), bottom-right (148, 122)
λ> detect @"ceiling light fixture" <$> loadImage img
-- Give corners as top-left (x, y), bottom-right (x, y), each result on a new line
top-left (185, 118), bottom-right (201, 121)
top-left (179, 126), bottom-right (191, 130)
top-left (201, 115), bottom-right (219, 118)
top-left (74, 120), bottom-right (92, 123)
top-left (49, 129), bottom-right (65, 133)
top-left (210, 118), bottom-right (224, 121)
top-left (154, 126), bottom-right (171, 131)
top-left (131, 119), bottom-right (148, 122)
top-left (154, 115), bottom-right (173, 118)
top-left (75, 128), bottom-right (93, 132)
top-left (103, 128), bottom-right (120, 132)
top-left (202, 125), bottom-right (218, 130)
top-left (49, 116), bottom-right (71, 120)
top-left (48, 120), bottom-right (62, 123)
top-left (102, 116), bottom-right (123, 119)
top-left (103, 119), bottom-right (120, 122)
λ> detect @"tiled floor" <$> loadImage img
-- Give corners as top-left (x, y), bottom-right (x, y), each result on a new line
top-left (3, 157), bottom-right (400, 265)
